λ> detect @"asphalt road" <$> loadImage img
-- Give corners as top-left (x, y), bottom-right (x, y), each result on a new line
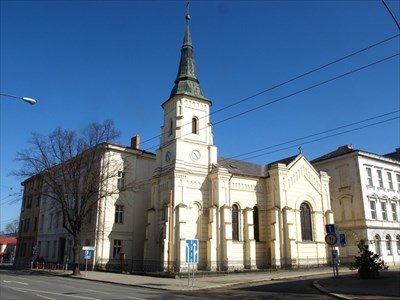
top-left (1, 269), bottom-right (333, 300)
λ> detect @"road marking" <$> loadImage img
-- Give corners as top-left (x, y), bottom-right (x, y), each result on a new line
top-left (84, 289), bottom-right (110, 294)
top-left (127, 297), bottom-right (146, 300)
top-left (36, 294), bottom-right (56, 300)
top-left (3, 280), bottom-right (28, 285)
top-left (3, 286), bottom-right (100, 300)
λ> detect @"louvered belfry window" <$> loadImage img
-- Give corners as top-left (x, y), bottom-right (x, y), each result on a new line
top-left (300, 202), bottom-right (313, 241)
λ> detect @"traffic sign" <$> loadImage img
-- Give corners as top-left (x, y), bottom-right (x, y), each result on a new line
top-left (84, 250), bottom-right (91, 260)
top-left (325, 224), bottom-right (338, 234)
top-left (82, 246), bottom-right (95, 251)
top-left (185, 239), bottom-right (199, 264)
top-left (339, 233), bottom-right (346, 246)
top-left (325, 233), bottom-right (338, 246)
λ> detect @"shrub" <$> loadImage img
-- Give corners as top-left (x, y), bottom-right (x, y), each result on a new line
top-left (350, 239), bottom-right (388, 278)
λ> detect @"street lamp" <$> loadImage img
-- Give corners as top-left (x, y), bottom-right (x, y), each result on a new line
top-left (0, 93), bottom-right (37, 105)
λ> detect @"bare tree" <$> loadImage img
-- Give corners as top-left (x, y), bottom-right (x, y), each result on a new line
top-left (5, 219), bottom-right (19, 236)
top-left (14, 120), bottom-right (123, 275)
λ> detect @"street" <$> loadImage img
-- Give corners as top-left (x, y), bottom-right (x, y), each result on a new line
top-left (1, 269), bottom-right (333, 299)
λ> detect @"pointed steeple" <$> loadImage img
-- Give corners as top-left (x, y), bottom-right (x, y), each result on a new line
top-left (170, 14), bottom-right (205, 99)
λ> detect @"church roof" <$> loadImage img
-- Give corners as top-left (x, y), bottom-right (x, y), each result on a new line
top-left (169, 17), bottom-right (206, 100)
top-left (217, 157), bottom-right (268, 178)
top-left (267, 154), bottom-right (299, 169)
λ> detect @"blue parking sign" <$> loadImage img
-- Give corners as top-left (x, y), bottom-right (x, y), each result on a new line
top-left (185, 239), bottom-right (199, 264)
top-left (84, 250), bottom-right (91, 260)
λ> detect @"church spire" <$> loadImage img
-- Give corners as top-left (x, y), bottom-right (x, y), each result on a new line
top-left (170, 7), bottom-right (205, 99)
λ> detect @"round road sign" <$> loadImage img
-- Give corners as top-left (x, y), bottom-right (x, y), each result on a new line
top-left (325, 233), bottom-right (338, 246)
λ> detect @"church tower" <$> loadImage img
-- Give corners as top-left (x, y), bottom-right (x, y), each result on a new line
top-left (144, 12), bottom-right (217, 271)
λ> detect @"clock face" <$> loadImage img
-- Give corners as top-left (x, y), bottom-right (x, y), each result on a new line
top-left (165, 151), bottom-right (171, 162)
top-left (191, 149), bottom-right (201, 161)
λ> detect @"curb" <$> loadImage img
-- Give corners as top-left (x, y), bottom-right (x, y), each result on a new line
top-left (313, 280), bottom-right (353, 300)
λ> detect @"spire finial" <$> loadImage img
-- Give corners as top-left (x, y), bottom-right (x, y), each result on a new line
top-left (298, 146), bottom-right (303, 154)
top-left (185, 0), bottom-right (191, 24)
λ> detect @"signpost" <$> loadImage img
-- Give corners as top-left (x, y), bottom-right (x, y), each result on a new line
top-left (185, 239), bottom-right (198, 288)
top-left (82, 246), bottom-right (95, 274)
top-left (325, 224), bottom-right (340, 277)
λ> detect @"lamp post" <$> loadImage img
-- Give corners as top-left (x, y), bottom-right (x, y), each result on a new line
top-left (0, 93), bottom-right (37, 105)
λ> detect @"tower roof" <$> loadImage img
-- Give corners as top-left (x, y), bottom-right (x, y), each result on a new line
top-left (170, 18), bottom-right (205, 100)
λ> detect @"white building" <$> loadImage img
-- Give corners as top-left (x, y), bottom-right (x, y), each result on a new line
top-left (35, 142), bottom-right (156, 270)
top-left (312, 145), bottom-right (400, 266)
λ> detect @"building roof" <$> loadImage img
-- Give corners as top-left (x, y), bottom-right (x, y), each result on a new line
top-left (169, 17), bottom-right (206, 100)
top-left (217, 157), bottom-right (267, 178)
top-left (267, 154), bottom-right (299, 169)
top-left (383, 148), bottom-right (400, 161)
top-left (311, 145), bottom-right (358, 164)
top-left (0, 237), bottom-right (17, 245)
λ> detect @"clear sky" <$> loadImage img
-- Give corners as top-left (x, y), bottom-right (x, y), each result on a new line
top-left (1, 0), bottom-right (399, 231)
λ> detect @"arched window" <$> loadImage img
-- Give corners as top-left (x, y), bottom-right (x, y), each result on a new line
top-left (232, 204), bottom-right (239, 241)
top-left (300, 202), bottom-right (313, 241)
top-left (375, 234), bottom-right (381, 255)
top-left (396, 235), bottom-right (400, 255)
top-left (253, 206), bottom-right (259, 242)
top-left (169, 119), bottom-right (173, 136)
top-left (386, 234), bottom-right (392, 255)
top-left (192, 117), bottom-right (198, 134)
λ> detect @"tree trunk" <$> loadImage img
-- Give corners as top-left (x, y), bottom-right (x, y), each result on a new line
top-left (72, 234), bottom-right (81, 275)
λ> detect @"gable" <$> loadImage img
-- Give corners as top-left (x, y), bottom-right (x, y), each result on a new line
top-left (286, 156), bottom-right (322, 193)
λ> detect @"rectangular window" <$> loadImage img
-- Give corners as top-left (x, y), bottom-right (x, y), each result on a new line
top-left (52, 241), bottom-right (57, 259)
top-left (112, 240), bottom-right (122, 259)
top-left (387, 172), bottom-right (393, 190)
top-left (115, 205), bottom-right (124, 224)
top-left (391, 203), bottom-right (398, 221)
top-left (34, 217), bottom-right (38, 231)
top-left (40, 214), bottom-right (44, 231)
top-left (27, 196), bottom-right (32, 208)
top-left (370, 201), bottom-right (376, 220)
top-left (48, 213), bottom-right (53, 230)
top-left (381, 202), bottom-right (387, 220)
top-left (366, 167), bottom-right (373, 186)
top-left (24, 218), bottom-right (30, 232)
top-left (46, 241), bottom-right (50, 258)
top-left (55, 212), bottom-right (60, 228)
top-left (117, 171), bottom-right (125, 190)
top-left (377, 170), bottom-right (383, 188)
top-left (397, 174), bottom-right (400, 191)
top-left (36, 195), bottom-right (40, 207)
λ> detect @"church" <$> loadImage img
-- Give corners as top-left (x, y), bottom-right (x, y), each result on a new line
top-left (143, 15), bottom-right (334, 272)
top-left (15, 13), bottom-right (335, 273)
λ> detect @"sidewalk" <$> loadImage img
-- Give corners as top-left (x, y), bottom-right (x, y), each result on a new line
top-left (28, 267), bottom-right (400, 299)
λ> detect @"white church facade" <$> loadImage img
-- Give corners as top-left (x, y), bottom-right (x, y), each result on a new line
top-left (142, 19), bottom-right (333, 271)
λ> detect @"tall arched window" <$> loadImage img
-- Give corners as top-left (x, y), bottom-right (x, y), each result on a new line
top-left (300, 202), bottom-right (313, 241)
top-left (375, 234), bottom-right (381, 255)
top-left (192, 117), bottom-right (198, 134)
top-left (386, 234), bottom-right (392, 255)
top-left (253, 206), bottom-right (259, 242)
top-left (396, 235), bottom-right (400, 255)
top-left (232, 204), bottom-right (239, 241)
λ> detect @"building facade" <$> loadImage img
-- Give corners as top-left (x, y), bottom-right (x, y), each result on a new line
top-left (15, 175), bottom-right (42, 267)
top-left (34, 142), bottom-right (155, 270)
top-left (312, 145), bottom-right (400, 266)
top-left (143, 20), bottom-right (333, 271)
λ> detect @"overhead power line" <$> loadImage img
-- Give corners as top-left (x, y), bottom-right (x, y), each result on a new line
top-left (381, 0), bottom-right (400, 30)
top-left (145, 52), bottom-right (400, 151)
top-left (140, 34), bottom-right (400, 146)
top-left (240, 117), bottom-right (398, 161)
top-left (220, 110), bottom-right (399, 162)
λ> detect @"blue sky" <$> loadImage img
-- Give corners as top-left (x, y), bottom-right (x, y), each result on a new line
top-left (1, 0), bottom-right (399, 231)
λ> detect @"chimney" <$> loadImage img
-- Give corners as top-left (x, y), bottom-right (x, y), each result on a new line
top-left (131, 135), bottom-right (140, 150)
